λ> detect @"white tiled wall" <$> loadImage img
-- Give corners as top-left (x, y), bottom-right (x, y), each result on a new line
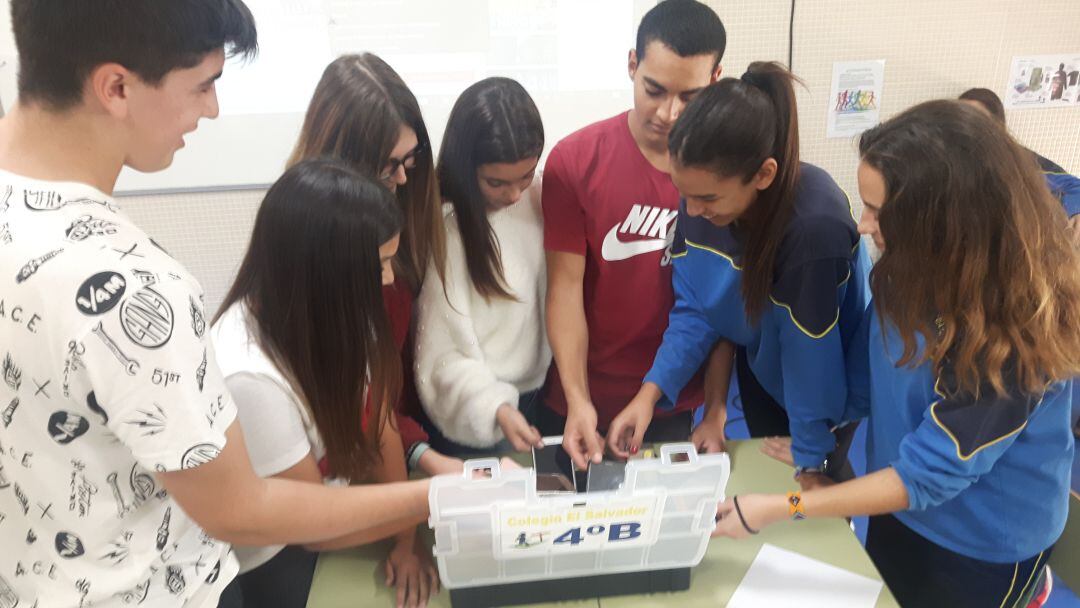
top-left (117, 0), bottom-right (1080, 315)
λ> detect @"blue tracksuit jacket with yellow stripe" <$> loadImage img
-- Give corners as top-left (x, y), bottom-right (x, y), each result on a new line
top-left (645, 163), bottom-right (870, 469)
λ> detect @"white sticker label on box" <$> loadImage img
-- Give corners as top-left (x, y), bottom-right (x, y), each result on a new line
top-left (496, 496), bottom-right (661, 558)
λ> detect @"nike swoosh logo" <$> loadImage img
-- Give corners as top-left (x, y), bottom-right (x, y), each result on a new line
top-left (601, 224), bottom-right (669, 261)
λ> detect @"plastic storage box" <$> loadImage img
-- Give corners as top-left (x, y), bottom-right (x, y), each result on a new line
top-left (427, 443), bottom-right (730, 606)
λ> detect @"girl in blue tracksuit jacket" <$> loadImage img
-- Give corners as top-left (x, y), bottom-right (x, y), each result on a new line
top-left (606, 62), bottom-right (869, 489)
top-left (714, 100), bottom-right (1080, 608)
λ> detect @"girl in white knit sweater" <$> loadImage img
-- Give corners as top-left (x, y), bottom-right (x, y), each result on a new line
top-left (416, 77), bottom-right (551, 454)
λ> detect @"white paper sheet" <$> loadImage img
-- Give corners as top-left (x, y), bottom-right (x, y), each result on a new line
top-left (1005, 54), bottom-right (1080, 109)
top-left (727, 543), bottom-right (883, 608)
top-left (826, 60), bottom-right (885, 138)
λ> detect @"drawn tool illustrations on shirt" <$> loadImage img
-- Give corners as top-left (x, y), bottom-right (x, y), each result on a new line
top-left (600, 204), bottom-right (678, 263)
top-left (62, 341), bottom-right (86, 398)
top-left (24, 189), bottom-right (117, 213)
top-left (92, 322), bottom-right (141, 376)
top-left (112, 242), bottom-right (144, 261)
top-left (114, 577), bottom-right (150, 605)
top-left (77, 271), bottom-right (127, 316)
top-left (181, 443), bottom-right (222, 470)
top-left (32, 377), bottom-right (51, 400)
top-left (55, 531), bottom-right (85, 559)
top-left (165, 565), bottom-right (186, 595)
top-left (35, 501), bottom-right (54, 521)
top-left (205, 559), bottom-right (221, 584)
top-left (195, 350), bottom-right (207, 393)
top-left (100, 531), bottom-right (134, 566)
top-left (157, 507), bottom-right (171, 551)
top-left (0, 185), bottom-right (11, 214)
top-left (131, 268), bottom-right (158, 287)
top-left (2, 397), bottom-right (18, 428)
top-left (0, 462), bottom-right (9, 489)
top-left (69, 459), bottom-right (97, 518)
top-left (3, 353), bottom-right (21, 391)
top-left (108, 462), bottom-right (165, 520)
top-left (26, 529), bottom-right (36, 544)
top-left (120, 286), bottom-right (174, 349)
top-left (0, 572), bottom-right (19, 608)
top-left (13, 483), bottom-right (29, 515)
top-left (47, 411), bottom-right (90, 445)
top-left (65, 215), bottom-right (119, 242)
top-left (0, 223), bottom-right (12, 245)
top-left (15, 248), bottom-right (63, 284)
top-left (76, 577), bottom-right (91, 607)
top-left (189, 296), bottom-right (206, 338)
top-left (125, 403), bottom-right (167, 437)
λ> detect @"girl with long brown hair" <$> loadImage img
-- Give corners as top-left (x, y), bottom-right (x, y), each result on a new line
top-left (414, 77), bottom-right (548, 455)
top-left (288, 52), bottom-right (465, 479)
top-left (607, 62), bottom-right (870, 489)
top-left (211, 159), bottom-right (438, 608)
top-left (714, 100), bottom-right (1080, 608)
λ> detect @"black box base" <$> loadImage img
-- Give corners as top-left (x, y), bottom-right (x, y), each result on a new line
top-left (448, 567), bottom-right (691, 607)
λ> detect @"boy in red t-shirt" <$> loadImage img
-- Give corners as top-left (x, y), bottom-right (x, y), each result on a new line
top-left (541, 0), bottom-right (731, 468)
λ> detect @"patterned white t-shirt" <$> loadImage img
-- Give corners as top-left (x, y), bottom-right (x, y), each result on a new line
top-left (0, 172), bottom-right (239, 608)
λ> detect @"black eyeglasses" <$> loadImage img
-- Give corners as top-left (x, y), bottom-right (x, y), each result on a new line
top-left (380, 142), bottom-right (426, 182)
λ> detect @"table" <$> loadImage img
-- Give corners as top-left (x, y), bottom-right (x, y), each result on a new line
top-left (306, 439), bottom-right (899, 607)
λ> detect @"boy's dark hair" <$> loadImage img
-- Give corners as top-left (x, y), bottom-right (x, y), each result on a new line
top-left (636, 0), bottom-right (726, 68)
top-left (11, 0), bottom-right (258, 110)
top-left (958, 88), bottom-right (1006, 125)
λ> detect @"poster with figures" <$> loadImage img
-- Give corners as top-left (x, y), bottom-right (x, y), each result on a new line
top-left (826, 60), bottom-right (886, 138)
top-left (1005, 54), bottom-right (1080, 108)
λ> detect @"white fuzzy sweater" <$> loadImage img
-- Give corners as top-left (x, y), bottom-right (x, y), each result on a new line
top-left (415, 181), bottom-right (551, 447)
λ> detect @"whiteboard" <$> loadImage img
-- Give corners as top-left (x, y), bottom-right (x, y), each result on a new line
top-left (103, 0), bottom-right (656, 194)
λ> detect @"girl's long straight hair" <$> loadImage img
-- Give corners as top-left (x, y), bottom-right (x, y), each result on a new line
top-left (668, 61), bottom-right (802, 323)
top-left (437, 77), bottom-right (544, 300)
top-left (288, 53), bottom-right (445, 292)
top-left (215, 159), bottom-right (404, 481)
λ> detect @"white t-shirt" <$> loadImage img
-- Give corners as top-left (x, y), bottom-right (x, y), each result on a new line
top-left (0, 172), bottom-right (239, 607)
top-left (210, 303), bottom-right (327, 573)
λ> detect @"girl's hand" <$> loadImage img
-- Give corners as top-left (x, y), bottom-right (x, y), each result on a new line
top-left (760, 436), bottom-right (795, 467)
top-left (606, 397), bottom-right (655, 459)
top-left (384, 536), bottom-right (440, 608)
top-left (496, 404), bottom-right (543, 452)
top-left (712, 494), bottom-right (787, 539)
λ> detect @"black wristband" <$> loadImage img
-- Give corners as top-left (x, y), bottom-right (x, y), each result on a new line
top-left (732, 495), bottom-right (760, 535)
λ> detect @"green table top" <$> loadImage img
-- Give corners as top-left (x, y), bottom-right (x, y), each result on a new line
top-left (306, 439), bottom-right (898, 608)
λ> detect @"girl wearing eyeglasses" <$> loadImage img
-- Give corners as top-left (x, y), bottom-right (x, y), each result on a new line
top-left (414, 77), bottom-right (549, 455)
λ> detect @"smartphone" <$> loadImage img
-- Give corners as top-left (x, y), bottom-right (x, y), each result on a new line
top-left (532, 438), bottom-right (577, 494)
top-left (585, 460), bottom-right (626, 493)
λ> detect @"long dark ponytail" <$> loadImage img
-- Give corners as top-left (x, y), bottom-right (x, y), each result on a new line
top-left (437, 77), bottom-right (544, 301)
top-left (668, 61), bottom-right (802, 322)
top-left (215, 159), bottom-right (403, 481)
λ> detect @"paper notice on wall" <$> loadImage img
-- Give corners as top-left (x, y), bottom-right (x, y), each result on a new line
top-left (1005, 54), bottom-right (1080, 109)
top-left (826, 60), bottom-right (885, 138)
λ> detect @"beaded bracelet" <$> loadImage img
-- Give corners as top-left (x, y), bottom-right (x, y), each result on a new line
top-left (787, 491), bottom-right (806, 521)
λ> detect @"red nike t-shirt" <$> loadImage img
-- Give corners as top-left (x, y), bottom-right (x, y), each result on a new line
top-left (542, 111), bottom-right (705, 428)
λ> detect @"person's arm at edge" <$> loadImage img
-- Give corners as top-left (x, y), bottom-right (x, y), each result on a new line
top-left (158, 421), bottom-right (429, 547)
top-left (714, 467), bottom-right (909, 538)
top-left (546, 250), bottom-right (603, 467)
